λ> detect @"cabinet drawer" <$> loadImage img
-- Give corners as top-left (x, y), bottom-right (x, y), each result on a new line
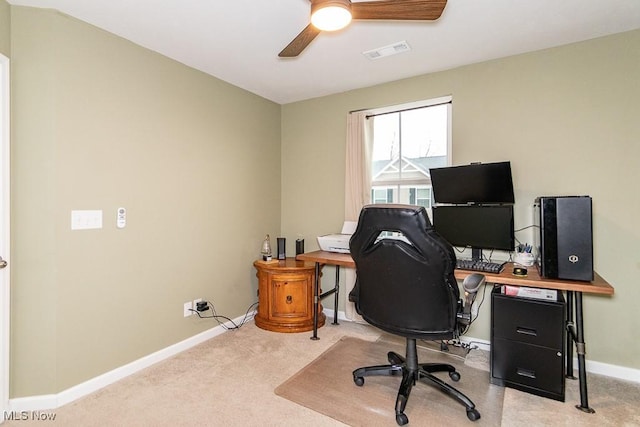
top-left (492, 292), bottom-right (565, 348)
top-left (270, 277), bottom-right (310, 319)
top-left (491, 338), bottom-right (565, 400)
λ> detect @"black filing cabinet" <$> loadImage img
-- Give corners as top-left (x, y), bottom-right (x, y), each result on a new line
top-left (490, 287), bottom-right (566, 401)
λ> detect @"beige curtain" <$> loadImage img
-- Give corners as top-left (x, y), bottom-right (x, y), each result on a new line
top-left (344, 111), bottom-right (372, 321)
top-left (345, 111), bottom-right (372, 220)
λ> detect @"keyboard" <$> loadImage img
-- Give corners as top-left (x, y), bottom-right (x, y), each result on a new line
top-left (456, 259), bottom-right (506, 274)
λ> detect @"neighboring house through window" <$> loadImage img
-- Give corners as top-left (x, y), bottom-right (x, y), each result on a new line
top-left (369, 96), bottom-right (452, 212)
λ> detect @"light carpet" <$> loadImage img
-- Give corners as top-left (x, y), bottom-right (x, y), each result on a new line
top-left (275, 336), bottom-right (504, 426)
top-left (4, 321), bottom-right (638, 426)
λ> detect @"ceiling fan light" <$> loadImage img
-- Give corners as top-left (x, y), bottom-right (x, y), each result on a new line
top-left (311, 1), bottom-right (352, 32)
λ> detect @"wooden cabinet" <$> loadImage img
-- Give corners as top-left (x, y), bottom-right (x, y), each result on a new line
top-left (490, 287), bottom-right (566, 401)
top-left (253, 258), bottom-right (325, 333)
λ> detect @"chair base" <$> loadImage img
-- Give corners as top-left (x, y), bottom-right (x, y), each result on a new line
top-left (352, 338), bottom-right (480, 425)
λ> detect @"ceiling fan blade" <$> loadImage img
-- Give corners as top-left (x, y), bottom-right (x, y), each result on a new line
top-left (279, 24), bottom-right (322, 57)
top-left (352, 0), bottom-right (447, 21)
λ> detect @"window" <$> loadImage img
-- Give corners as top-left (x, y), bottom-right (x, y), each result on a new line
top-left (371, 188), bottom-right (393, 204)
top-left (369, 97), bottom-right (451, 210)
top-left (409, 187), bottom-right (432, 208)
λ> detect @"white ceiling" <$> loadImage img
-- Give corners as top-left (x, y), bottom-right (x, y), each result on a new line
top-left (7, 0), bottom-right (640, 104)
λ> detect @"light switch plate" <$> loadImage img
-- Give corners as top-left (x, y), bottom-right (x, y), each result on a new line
top-left (71, 210), bottom-right (103, 230)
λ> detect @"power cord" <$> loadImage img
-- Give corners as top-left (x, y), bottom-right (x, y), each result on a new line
top-left (440, 339), bottom-right (479, 354)
top-left (483, 249), bottom-right (495, 263)
top-left (190, 300), bottom-right (258, 330)
top-left (514, 224), bottom-right (539, 233)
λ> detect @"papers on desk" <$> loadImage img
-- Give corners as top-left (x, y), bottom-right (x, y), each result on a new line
top-left (502, 285), bottom-right (557, 301)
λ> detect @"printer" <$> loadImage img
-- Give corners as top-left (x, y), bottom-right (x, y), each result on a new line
top-left (317, 221), bottom-right (357, 254)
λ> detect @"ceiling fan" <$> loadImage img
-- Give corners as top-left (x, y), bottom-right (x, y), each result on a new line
top-left (279, 0), bottom-right (448, 57)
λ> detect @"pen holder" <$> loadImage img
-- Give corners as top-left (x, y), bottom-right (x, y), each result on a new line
top-left (514, 252), bottom-right (535, 267)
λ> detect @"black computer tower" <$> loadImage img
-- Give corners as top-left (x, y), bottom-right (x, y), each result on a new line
top-left (534, 196), bottom-right (593, 282)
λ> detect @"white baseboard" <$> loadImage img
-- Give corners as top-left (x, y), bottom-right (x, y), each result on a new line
top-left (9, 310), bottom-right (640, 412)
top-left (8, 314), bottom-right (250, 412)
top-left (459, 336), bottom-right (491, 352)
top-left (322, 307), bottom-right (350, 323)
top-left (579, 358), bottom-right (640, 383)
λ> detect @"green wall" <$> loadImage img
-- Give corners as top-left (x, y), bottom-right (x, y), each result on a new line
top-left (281, 29), bottom-right (640, 370)
top-left (0, 0), bottom-right (9, 56)
top-left (10, 7), bottom-right (281, 396)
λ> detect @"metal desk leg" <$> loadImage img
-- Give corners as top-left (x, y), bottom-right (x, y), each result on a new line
top-left (333, 266), bottom-right (340, 325)
top-left (566, 291), bottom-right (576, 379)
top-left (574, 292), bottom-right (595, 413)
top-left (311, 262), bottom-right (321, 341)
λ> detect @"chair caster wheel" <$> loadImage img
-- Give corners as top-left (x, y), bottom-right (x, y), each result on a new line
top-left (467, 408), bottom-right (481, 421)
top-left (396, 413), bottom-right (409, 425)
top-left (354, 376), bottom-right (364, 386)
top-left (449, 371), bottom-right (460, 381)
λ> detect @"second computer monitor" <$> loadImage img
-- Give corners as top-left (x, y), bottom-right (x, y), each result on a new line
top-left (431, 205), bottom-right (515, 257)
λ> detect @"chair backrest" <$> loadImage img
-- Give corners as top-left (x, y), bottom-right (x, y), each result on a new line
top-left (349, 204), bottom-right (460, 340)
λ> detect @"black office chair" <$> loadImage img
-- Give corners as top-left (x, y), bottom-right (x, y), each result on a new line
top-left (349, 204), bottom-right (482, 425)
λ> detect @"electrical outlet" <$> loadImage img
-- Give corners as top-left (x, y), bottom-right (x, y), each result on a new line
top-left (183, 301), bottom-right (193, 317)
top-left (193, 298), bottom-right (202, 311)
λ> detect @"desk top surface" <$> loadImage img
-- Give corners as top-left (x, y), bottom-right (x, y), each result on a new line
top-left (296, 250), bottom-right (356, 267)
top-left (296, 250), bottom-right (614, 295)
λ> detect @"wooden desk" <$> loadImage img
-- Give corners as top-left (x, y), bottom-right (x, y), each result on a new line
top-left (297, 250), bottom-right (615, 413)
top-left (295, 251), bottom-right (355, 340)
top-left (454, 264), bottom-right (613, 295)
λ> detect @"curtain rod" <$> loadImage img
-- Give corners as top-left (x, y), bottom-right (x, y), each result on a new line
top-left (364, 100), bottom-right (452, 119)
top-left (349, 100), bottom-right (452, 117)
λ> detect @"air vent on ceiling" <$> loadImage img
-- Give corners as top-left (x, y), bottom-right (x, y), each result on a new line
top-left (362, 41), bottom-right (411, 60)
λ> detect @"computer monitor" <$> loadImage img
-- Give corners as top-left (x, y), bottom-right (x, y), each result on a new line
top-left (431, 205), bottom-right (515, 260)
top-left (429, 161), bottom-right (515, 204)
